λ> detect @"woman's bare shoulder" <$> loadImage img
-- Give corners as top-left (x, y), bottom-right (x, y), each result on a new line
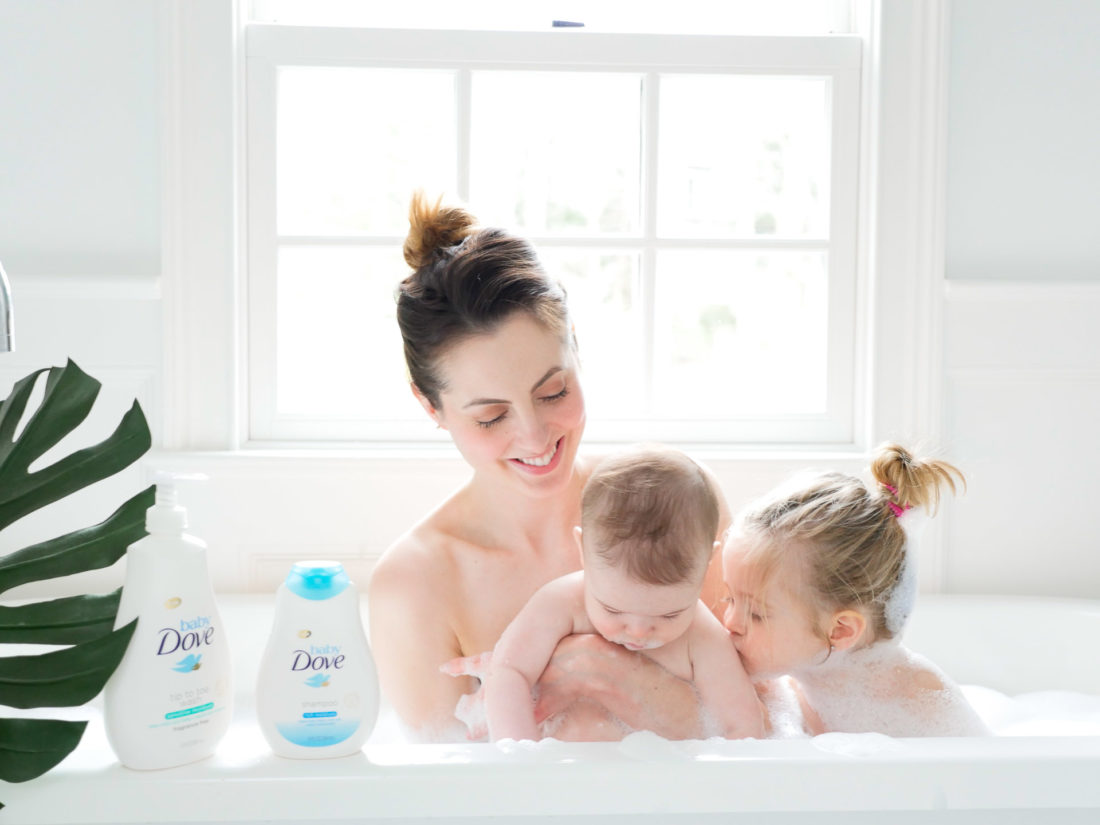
top-left (369, 510), bottom-right (459, 601)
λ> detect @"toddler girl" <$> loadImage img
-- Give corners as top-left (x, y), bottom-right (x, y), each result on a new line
top-left (721, 443), bottom-right (988, 737)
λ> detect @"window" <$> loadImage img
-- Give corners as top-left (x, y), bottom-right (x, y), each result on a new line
top-left (244, 24), bottom-right (862, 446)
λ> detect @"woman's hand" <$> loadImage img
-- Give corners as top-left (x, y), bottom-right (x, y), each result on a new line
top-left (440, 652), bottom-right (491, 740)
top-left (533, 634), bottom-right (705, 739)
top-left (443, 636), bottom-right (706, 741)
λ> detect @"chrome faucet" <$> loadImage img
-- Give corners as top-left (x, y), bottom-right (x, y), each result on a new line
top-left (0, 260), bottom-right (12, 352)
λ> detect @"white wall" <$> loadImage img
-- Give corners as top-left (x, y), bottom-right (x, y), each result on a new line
top-left (0, 1), bottom-right (1097, 599)
top-left (941, 0), bottom-right (1100, 596)
top-left (946, 0), bottom-right (1100, 282)
top-left (0, 0), bottom-right (163, 595)
top-left (0, 0), bottom-right (161, 278)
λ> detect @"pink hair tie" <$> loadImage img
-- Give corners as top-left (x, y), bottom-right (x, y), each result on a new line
top-left (882, 483), bottom-right (911, 518)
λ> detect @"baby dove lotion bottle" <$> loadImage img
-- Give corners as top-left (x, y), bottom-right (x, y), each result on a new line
top-left (257, 561), bottom-right (379, 758)
top-left (104, 474), bottom-right (232, 769)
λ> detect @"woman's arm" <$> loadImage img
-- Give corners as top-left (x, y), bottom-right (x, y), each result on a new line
top-left (533, 634), bottom-right (706, 739)
top-left (367, 547), bottom-right (471, 742)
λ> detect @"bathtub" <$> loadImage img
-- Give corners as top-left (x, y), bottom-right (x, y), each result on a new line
top-left (3, 594), bottom-right (1099, 824)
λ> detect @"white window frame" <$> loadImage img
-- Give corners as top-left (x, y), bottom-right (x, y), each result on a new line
top-left (161, 0), bottom-right (950, 458)
top-left (243, 27), bottom-right (862, 446)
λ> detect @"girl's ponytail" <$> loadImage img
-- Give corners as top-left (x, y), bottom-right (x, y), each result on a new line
top-left (870, 443), bottom-right (965, 518)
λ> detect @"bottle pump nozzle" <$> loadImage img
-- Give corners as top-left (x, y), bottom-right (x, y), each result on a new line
top-left (146, 471), bottom-right (207, 533)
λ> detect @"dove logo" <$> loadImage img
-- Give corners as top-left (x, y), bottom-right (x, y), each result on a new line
top-left (290, 645), bottom-right (346, 673)
top-left (156, 615), bottom-right (216, 658)
top-left (304, 672), bottom-right (330, 688)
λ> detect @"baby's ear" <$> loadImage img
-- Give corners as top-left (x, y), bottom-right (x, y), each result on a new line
top-left (827, 609), bottom-right (868, 651)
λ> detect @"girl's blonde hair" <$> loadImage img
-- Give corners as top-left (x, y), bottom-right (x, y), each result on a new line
top-left (736, 443), bottom-right (964, 643)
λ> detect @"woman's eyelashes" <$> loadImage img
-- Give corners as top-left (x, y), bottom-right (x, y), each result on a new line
top-left (540, 386), bottom-right (569, 403)
top-left (473, 384), bottom-right (570, 428)
top-left (476, 410), bottom-right (507, 429)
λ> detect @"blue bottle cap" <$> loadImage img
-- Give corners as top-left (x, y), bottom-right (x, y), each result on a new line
top-left (285, 561), bottom-right (351, 600)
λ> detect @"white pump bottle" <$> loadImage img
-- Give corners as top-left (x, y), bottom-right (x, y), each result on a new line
top-left (256, 560), bottom-right (379, 758)
top-left (104, 473), bottom-right (233, 769)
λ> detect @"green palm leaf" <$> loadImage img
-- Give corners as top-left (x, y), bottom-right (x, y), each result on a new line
top-left (0, 360), bottom-right (152, 796)
top-left (0, 620), bottom-right (137, 708)
top-left (0, 591), bottom-right (121, 645)
top-left (0, 486), bottom-right (153, 596)
top-left (0, 718), bottom-right (88, 784)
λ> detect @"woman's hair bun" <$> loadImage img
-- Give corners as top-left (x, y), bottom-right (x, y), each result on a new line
top-left (403, 190), bottom-right (479, 270)
top-left (870, 442), bottom-right (965, 516)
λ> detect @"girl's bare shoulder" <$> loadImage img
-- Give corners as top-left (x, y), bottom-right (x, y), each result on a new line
top-left (893, 648), bottom-right (950, 697)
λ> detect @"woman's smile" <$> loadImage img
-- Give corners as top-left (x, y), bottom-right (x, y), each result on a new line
top-left (510, 437), bottom-right (563, 473)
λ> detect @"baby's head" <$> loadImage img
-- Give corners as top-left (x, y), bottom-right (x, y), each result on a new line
top-left (577, 445), bottom-right (720, 651)
top-left (721, 443), bottom-right (964, 678)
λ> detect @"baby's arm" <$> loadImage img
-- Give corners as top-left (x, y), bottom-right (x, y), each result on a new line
top-left (688, 604), bottom-right (766, 739)
top-left (485, 573), bottom-right (586, 741)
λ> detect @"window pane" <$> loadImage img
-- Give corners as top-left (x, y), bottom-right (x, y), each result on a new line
top-left (276, 246), bottom-right (418, 419)
top-left (539, 249), bottom-right (642, 419)
top-left (470, 72), bottom-right (642, 234)
top-left (658, 75), bottom-right (830, 238)
top-left (277, 68), bottom-right (457, 236)
top-left (652, 250), bottom-right (827, 417)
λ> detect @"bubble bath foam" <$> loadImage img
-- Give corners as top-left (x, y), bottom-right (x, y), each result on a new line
top-left (256, 561), bottom-right (379, 758)
top-left (103, 476), bottom-right (233, 770)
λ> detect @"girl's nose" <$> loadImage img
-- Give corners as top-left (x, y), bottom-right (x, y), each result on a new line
top-left (722, 602), bottom-right (744, 636)
top-left (623, 615), bottom-right (653, 638)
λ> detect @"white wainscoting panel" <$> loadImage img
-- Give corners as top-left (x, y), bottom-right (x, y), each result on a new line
top-left (943, 281), bottom-right (1100, 597)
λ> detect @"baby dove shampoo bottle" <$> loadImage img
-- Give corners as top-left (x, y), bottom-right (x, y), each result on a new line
top-left (257, 561), bottom-right (379, 758)
top-left (104, 474), bottom-right (233, 769)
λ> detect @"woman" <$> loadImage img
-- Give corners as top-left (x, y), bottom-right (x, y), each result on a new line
top-left (368, 193), bottom-right (723, 741)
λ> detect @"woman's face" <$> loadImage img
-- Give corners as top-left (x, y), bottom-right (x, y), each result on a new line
top-left (429, 313), bottom-right (586, 497)
top-left (720, 533), bottom-right (830, 679)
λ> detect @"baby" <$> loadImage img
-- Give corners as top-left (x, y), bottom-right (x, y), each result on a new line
top-left (484, 445), bottom-right (764, 742)
top-left (720, 443), bottom-right (988, 737)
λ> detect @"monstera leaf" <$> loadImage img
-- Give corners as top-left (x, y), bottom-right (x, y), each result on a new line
top-left (0, 360), bottom-right (152, 805)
